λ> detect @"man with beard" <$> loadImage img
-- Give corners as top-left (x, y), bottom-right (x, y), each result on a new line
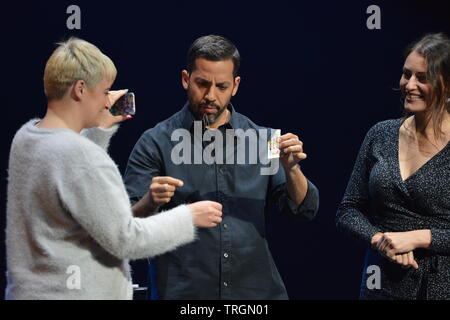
top-left (124, 35), bottom-right (319, 299)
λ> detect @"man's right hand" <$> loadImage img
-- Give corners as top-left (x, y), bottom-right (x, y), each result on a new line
top-left (149, 176), bottom-right (184, 208)
top-left (187, 201), bottom-right (223, 228)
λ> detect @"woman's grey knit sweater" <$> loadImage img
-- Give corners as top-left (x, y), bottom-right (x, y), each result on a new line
top-left (5, 119), bottom-right (196, 300)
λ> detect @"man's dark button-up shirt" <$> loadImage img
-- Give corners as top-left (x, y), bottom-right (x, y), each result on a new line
top-left (124, 102), bottom-right (319, 299)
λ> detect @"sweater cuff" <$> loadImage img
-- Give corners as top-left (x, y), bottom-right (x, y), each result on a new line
top-left (161, 204), bottom-right (197, 243)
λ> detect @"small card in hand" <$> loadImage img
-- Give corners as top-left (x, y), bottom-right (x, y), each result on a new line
top-left (268, 129), bottom-right (281, 159)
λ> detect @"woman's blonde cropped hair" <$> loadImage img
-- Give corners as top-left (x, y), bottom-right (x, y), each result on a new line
top-left (44, 37), bottom-right (117, 100)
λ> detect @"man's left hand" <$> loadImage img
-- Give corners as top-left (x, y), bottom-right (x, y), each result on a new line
top-left (279, 133), bottom-right (307, 169)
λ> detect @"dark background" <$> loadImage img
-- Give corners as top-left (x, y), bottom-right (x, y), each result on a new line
top-left (0, 0), bottom-right (449, 300)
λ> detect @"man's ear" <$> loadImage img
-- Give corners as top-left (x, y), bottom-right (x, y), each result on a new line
top-left (70, 80), bottom-right (86, 101)
top-left (182, 70), bottom-right (190, 90)
top-left (231, 76), bottom-right (241, 96)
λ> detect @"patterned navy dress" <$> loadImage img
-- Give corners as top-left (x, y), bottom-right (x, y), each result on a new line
top-left (337, 118), bottom-right (450, 300)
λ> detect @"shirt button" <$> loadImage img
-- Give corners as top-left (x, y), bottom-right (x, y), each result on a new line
top-left (223, 224), bottom-right (228, 229)
top-left (223, 282), bottom-right (228, 287)
top-left (224, 253), bottom-right (229, 258)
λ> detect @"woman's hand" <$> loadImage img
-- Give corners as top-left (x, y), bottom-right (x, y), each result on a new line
top-left (392, 251), bottom-right (419, 270)
top-left (371, 232), bottom-right (419, 269)
top-left (376, 230), bottom-right (431, 259)
top-left (370, 232), bottom-right (384, 250)
top-left (376, 231), bottom-right (419, 258)
top-left (132, 196), bottom-right (223, 227)
top-left (98, 89), bottom-right (131, 128)
top-left (187, 201), bottom-right (223, 228)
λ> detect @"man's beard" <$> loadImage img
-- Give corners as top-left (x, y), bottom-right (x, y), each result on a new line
top-left (188, 92), bottom-right (230, 126)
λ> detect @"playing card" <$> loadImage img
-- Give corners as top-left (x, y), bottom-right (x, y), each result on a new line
top-left (268, 129), bottom-right (281, 159)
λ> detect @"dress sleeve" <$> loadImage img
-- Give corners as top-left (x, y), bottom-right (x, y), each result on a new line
top-left (336, 124), bottom-right (382, 244)
top-left (430, 229), bottom-right (450, 254)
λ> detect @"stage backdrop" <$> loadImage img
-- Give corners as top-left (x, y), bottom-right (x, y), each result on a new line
top-left (0, 0), bottom-right (449, 299)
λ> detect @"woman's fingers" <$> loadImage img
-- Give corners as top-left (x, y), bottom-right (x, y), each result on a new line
top-left (377, 236), bottom-right (389, 253)
top-left (394, 255), bottom-right (403, 265)
top-left (390, 252), bottom-right (419, 270)
top-left (378, 238), bottom-right (394, 258)
top-left (107, 89), bottom-right (129, 106)
top-left (402, 253), bottom-right (409, 267)
top-left (409, 252), bottom-right (419, 269)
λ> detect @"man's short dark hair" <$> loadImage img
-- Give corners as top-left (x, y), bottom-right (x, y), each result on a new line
top-left (187, 35), bottom-right (240, 77)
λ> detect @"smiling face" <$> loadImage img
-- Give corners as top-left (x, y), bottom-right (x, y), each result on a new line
top-left (182, 57), bottom-right (240, 128)
top-left (400, 51), bottom-right (433, 114)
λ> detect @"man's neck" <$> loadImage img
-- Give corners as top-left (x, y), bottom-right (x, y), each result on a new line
top-left (206, 108), bottom-right (231, 130)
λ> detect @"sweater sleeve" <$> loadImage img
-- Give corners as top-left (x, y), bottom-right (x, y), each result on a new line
top-left (58, 160), bottom-right (196, 261)
top-left (336, 124), bottom-right (382, 244)
top-left (80, 125), bottom-right (120, 151)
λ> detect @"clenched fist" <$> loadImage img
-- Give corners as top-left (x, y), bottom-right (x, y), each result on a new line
top-left (187, 201), bottom-right (223, 228)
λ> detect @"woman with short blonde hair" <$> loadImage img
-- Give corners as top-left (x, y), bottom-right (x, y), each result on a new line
top-left (44, 37), bottom-right (117, 101)
top-left (5, 37), bottom-right (222, 300)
